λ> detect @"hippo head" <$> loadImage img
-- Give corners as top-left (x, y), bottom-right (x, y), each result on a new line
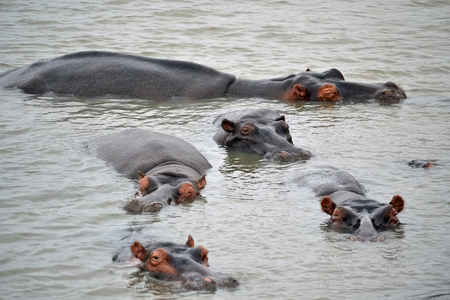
top-left (130, 236), bottom-right (238, 291)
top-left (123, 171), bottom-right (206, 212)
top-left (284, 69), bottom-right (407, 103)
top-left (321, 195), bottom-right (405, 241)
top-left (217, 114), bottom-right (311, 161)
top-left (408, 159), bottom-right (435, 169)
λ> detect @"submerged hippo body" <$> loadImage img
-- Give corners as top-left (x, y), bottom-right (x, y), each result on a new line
top-left (213, 108), bottom-right (312, 161)
top-left (130, 235), bottom-right (238, 291)
top-left (0, 51), bottom-right (406, 103)
top-left (87, 129), bottom-right (211, 212)
top-left (298, 170), bottom-right (405, 241)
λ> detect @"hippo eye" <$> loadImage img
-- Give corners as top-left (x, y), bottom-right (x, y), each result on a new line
top-left (318, 84), bottom-right (341, 101)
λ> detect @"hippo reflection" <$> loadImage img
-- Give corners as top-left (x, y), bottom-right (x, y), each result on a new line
top-left (298, 170), bottom-right (405, 241)
top-left (213, 108), bottom-right (311, 161)
top-left (131, 235), bottom-right (239, 291)
top-left (0, 51), bottom-right (406, 103)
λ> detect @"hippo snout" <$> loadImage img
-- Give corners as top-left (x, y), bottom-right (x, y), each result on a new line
top-left (350, 216), bottom-right (380, 242)
top-left (376, 82), bottom-right (407, 103)
top-left (266, 149), bottom-right (311, 162)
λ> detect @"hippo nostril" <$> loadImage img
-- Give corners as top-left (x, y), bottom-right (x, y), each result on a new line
top-left (277, 151), bottom-right (292, 161)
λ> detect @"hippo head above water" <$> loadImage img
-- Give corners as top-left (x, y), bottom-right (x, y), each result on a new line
top-left (213, 108), bottom-right (312, 161)
top-left (124, 167), bottom-right (208, 213)
top-left (277, 68), bottom-right (407, 103)
top-left (321, 193), bottom-right (405, 242)
top-left (131, 235), bottom-right (238, 291)
top-left (298, 170), bottom-right (406, 242)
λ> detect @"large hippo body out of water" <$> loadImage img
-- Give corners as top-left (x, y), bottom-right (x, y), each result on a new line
top-left (0, 51), bottom-right (406, 103)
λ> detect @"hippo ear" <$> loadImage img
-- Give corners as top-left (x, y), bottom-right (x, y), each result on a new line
top-left (390, 195), bottom-right (405, 213)
top-left (138, 175), bottom-right (150, 195)
top-left (131, 241), bottom-right (148, 262)
top-left (194, 174), bottom-right (207, 190)
top-left (199, 246), bottom-right (210, 267)
top-left (321, 196), bottom-right (336, 215)
top-left (185, 235), bottom-right (195, 247)
top-left (221, 119), bottom-right (236, 133)
top-left (275, 116), bottom-right (286, 122)
top-left (138, 171), bottom-right (145, 180)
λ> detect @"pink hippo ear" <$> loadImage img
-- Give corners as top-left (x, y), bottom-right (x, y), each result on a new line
top-left (199, 246), bottom-right (210, 267)
top-left (390, 195), bottom-right (405, 213)
top-left (131, 241), bottom-right (148, 262)
top-left (321, 196), bottom-right (336, 215)
top-left (185, 235), bottom-right (195, 248)
top-left (138, 173), bottom-right (150, 195)
top-left (221, 119), bottom-right (236, 133)
top-left (194, 174), bottom-right (207, 190)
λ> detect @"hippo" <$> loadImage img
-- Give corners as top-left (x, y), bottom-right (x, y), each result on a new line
top-left (0, 51), bottom-right (406, 103)
top-left (298, 170), bottom-right (405, 241)
top-left (87, 129), bottom-right (211, 212)
top-left (130, 235), bottom-right (239, 291)
top-left (213, 108), bottom-right (312, 161)
top-left (408, 159), bottom-right (435, 169)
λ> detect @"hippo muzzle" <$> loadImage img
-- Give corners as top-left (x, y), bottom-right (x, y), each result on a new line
top-left (375, 82), bottom-right (407, 103)
top-left (350, 215), bottom-right (381, 242)
top-left (264, 149), bottom-right (312, 162)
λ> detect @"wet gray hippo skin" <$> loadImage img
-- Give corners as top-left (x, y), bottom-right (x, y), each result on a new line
top-left (130, 235), bottom-right (238, 291)
top-left (213, 108), bottom-right (312, 161)
top-left (87, 129), bottom-right (211, 212)
top-left (298, 170), bottom-right (405, 241)
top-left (0, 51), bottom-right (406, 103)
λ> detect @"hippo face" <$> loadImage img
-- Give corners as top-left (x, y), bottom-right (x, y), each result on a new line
top-left (321, 195), bottom-right (405, 241)
top-left (285, 69), bottom-right (407, 103)
top-left (214, 109), bottom-right (311, 161)
top-left (123, 169), bottom-right (207, 213)
top-left (131, 236), bottom-right (238, 291)
top-left (125, 180), bottom-right (201, 212)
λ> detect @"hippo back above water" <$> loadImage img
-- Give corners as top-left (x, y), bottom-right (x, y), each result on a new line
top-left (213, 108), bottom-right (312, 161)
top-left (0, 51), bottom-right (235, 100)
top-left (87, 129), bottom-right (211, 212)
top-left (0, 51), bottom-right (406, 103)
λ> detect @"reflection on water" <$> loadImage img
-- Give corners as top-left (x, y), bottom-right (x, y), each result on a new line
top-left (1, 0), bottom-right (450, 299)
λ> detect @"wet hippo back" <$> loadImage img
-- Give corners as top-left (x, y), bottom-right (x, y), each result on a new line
top-left (87, 129), bottom-right (211, 179)
top-left (0, 51), bottom-right (236, 99)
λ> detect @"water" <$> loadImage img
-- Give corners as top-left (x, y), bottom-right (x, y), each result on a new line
top-left (0, 0), bottom-right (449, 299)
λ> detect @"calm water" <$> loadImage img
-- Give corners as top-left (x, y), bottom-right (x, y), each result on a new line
top-left (0, 0), bottom-right (449, 299)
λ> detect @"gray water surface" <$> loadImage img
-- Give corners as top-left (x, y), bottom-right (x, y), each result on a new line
top-left (0, 0), bottom-right (449, 299)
